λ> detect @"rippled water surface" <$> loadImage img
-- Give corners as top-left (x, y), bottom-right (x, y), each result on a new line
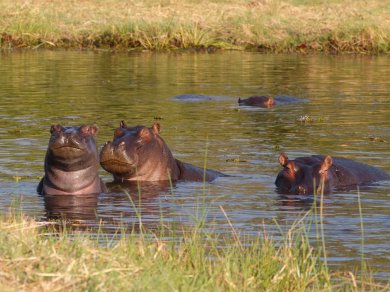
top-left (0, 50), bottom-right (389, 280)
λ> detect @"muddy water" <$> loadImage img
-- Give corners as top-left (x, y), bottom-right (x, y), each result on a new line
top-left (0, 50), bottom-right (389, 280)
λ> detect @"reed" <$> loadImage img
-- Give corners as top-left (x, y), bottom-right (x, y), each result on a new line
top-left (0, 202), bottom-right (388, 291)
top-left (0, 0), bottom-right (389, 53)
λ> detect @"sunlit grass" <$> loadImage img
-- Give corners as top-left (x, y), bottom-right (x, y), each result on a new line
top-left (0, 0), bottom-right (389, 53)
top-left (0, 201), bottom-right (388, 291)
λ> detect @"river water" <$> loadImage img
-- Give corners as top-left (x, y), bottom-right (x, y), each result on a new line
top-left (0, 50), bottom-right (389, 280)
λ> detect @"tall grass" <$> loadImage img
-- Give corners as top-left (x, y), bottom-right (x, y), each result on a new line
top-left (0, 0), bottom-right (389, 53)
top-left (0, 200), bottom-right (388, 291)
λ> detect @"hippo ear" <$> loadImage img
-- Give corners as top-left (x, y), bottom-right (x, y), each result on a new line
top-left (50, 125), bottom-right (63, 134)
top-left (151, 123), bottom-right (160, 134)
top-left (319, 155), bottom-right (333, 174)
top-left (267, 97), bottom-right (274, 106)
top-left (88, 124), bottom-right (98, 136)
top-left (279, 152), bottom-right (289, 167)
top-left (120, 120), bottom-right (127, 128)
top-left (238, 98), bottom-right (242, 103)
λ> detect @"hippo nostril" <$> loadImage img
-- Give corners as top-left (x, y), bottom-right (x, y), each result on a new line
top-left (297, 185), bottom-right (306, 195)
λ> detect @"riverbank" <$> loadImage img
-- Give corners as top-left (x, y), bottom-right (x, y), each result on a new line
top-left (0, 209), bottom-right (388, 291)
top-left (1, 0), bottom-right (389, 53)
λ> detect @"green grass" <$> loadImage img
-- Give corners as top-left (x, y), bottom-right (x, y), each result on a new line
top-left (0, 0), bottom-right (389, 53)
top-left (0, 203), bottom-right (388, 291)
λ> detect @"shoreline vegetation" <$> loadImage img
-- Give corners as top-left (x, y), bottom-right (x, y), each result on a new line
top-left (1, 206), bottom-right (389, 291)
top-left (0, 0), bottom-right (389, 54)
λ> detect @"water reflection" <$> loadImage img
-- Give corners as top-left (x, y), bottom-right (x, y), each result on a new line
top-left (0, 51), bottom-right (389, 280)
top-left (44, 193), bottom-right (99, 221)
top-left (105, 180), bottom-right (174, 198)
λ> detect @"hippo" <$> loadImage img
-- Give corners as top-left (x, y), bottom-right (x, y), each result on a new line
top-left (275, 153), bottom-right (390, 195)
top-left (238, 96), bottom-right (274, 108)
top-left (37, 124), bottom-right (106, 195)
top-left (238, 95), bottom-right (305, 108)
top-left (99, 121), bottom-right (224, 182)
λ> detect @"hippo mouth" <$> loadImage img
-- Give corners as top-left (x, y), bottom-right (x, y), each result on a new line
top-left (54, 145), bottom-right (83, 150)
top-left (50, 145), bottom-right (87, 158)
top-left (100, 159), bottom-right (136, 174)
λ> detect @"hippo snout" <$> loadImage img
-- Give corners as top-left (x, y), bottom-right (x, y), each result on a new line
top-left (297, 185), bottom-right (307, 195)
top-left (290, 184), bottom-right (307, 195)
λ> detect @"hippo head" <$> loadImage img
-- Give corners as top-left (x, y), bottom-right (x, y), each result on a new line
top-left (275, 153), bottom-right (334, 195)
top-left (100, 121), bottom-right (169, 180)
top-left (47, 124), bottom-right (99, 170)
top-left (238, 96), bottom-right (274, 108)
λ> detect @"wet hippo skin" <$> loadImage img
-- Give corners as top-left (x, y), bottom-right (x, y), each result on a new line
top-left (238, 95), bottom-right (305, 108)
top-left (238, 96), bottom-right (274, 108)
top-left (37, 124), bottom-right (106, 195)
top-left (100, 121), bottom-right (224, 182)
top-left (275, 153), bottom-right (390, 195)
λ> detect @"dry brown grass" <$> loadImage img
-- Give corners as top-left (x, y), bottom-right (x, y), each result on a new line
top-left (0, 1), bottom-right (389, 52)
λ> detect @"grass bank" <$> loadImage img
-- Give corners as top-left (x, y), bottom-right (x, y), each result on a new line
top-left (0, 0), bottom-right (389, 53)
top-left (0, 209), bottom-right (388, 291)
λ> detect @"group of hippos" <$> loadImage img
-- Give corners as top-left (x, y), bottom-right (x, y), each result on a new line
top-left (37, 95), bottom-right (390, 197)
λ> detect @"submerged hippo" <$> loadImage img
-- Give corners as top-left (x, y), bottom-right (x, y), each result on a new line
top-left (238, 96), bottom-right (274, 108)
top-left (275, 153), bottom-right (390, 195)
top-left (100, 121), bottom-right (224, 182)
top-left (238, 95), bottom-right (305, 108)
top-left (37, 125), bottom-right (106, 195)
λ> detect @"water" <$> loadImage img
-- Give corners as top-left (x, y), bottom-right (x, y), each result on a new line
top-left (0, 50), bottom-right (389, 280)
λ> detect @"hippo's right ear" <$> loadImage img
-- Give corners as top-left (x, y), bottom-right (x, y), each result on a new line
top-left (267, 97), bottom-right (274, 106)
top-left (279, 152), bottom-right (289, 167)
top-left (151, 123), bottom-right (160, 134)
top-left (88, 125), bottom-right (98, 136)
top-left (120, 120), bottom-right (127, 128)
top-left (50, 125), bottom-right (63, 134)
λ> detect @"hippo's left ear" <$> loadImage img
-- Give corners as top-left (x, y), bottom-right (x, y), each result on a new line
top-left (151, 123), bottom-right (160, 134)
top-left (50, 125), bottom-right (63, 134)
top-left (319, 155), bottom-right (333, 174)
top-left (267, 97), bottom-right (274, 106)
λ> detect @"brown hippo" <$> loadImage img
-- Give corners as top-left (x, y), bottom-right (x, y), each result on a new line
top-left (238, 96), bottom-right (274, 108)
top-left (37, 125), bottom-right (106, 195)
top-left (238, 95), bottom-right (305, 108)
top-left (275, 153), bottom-right (390, 195)
top-left (99, 121), bottom-right (224, 182)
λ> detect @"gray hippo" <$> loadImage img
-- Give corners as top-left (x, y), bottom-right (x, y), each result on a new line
top-left (100, 121), bottom-right (224, 182)
top-left (275, 153), bottom-right (390, 195)
top-left (37, 125), bottom-right (106, 195)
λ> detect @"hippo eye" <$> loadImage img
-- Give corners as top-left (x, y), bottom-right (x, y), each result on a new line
top-left (114, 128), bottom-right (125, 138)
top-left (79, 125), bottom-right (91, 136)
top-left (286, 163), bottom-right (298, 173)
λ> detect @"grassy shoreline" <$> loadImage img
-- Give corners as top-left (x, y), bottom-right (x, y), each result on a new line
top-left (1, 0), bottom-right (389, 53)
top-left (1, 209), bottom-right (389, 291)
